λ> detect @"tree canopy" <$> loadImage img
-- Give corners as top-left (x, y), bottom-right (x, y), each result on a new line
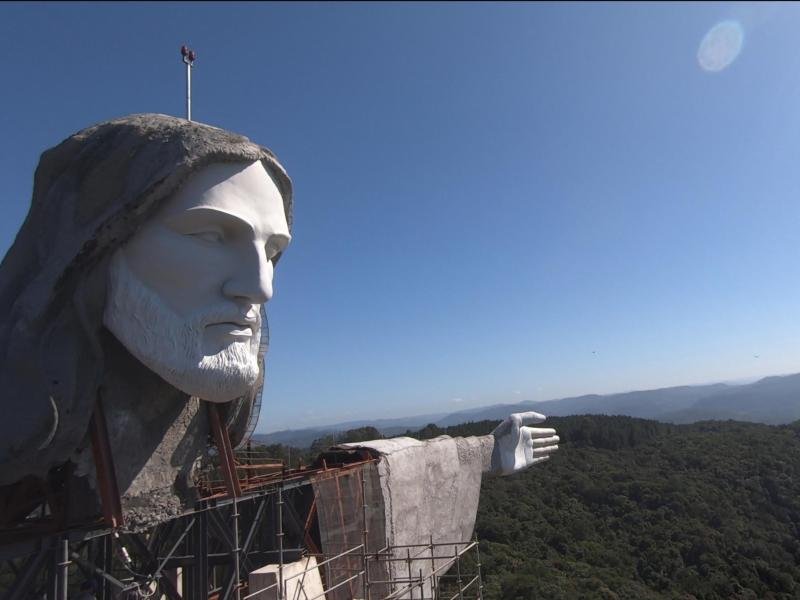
top-left (254, 415), bottom-right (800, 598)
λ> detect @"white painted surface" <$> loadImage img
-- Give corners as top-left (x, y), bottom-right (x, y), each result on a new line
top-left (104, 161), bottom-right (291, 402)
top-left (490, 411), bottom-right (560, 475)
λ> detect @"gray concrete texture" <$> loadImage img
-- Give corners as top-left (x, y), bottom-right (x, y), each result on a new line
top-left (342, 435), bottom-right (494, 598)
top-left (248, 556), bottom-right (324, 600)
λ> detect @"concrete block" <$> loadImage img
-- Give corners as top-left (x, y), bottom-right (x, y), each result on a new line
top-left (248, 556), bottom-right (324, 600)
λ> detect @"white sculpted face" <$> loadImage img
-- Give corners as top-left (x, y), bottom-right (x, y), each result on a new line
top-left (103, 161), bottom-right (291, 402)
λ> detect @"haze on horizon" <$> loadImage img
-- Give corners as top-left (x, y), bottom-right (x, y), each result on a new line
top-left (260, 369), bottom-right (797, 434)
top-left (1, 2), bottom-right (799, 432)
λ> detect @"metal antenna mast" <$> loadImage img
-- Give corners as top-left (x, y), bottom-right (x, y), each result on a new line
top-left (180, 45), bottom-right (197, 121)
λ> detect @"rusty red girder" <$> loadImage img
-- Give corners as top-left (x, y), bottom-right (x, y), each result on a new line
top-left (207, 402), bottom-right (243, 499)
top-left (89, 395), bottom-right (125, 529)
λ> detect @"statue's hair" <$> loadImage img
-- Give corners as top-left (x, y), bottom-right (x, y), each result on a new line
top-left (0, 114), bottom-right (292, 484)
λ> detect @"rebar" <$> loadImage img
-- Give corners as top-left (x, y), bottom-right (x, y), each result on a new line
top-left (429, 535), bottom-right (436, 600)
top-left (406, 547), bottom-right (414, 600)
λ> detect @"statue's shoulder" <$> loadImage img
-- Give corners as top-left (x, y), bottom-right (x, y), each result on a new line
top-left (340, 436), bottom-right (430, 456)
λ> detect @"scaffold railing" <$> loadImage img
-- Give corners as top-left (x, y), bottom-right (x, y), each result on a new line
top-left (240, 539), bottom-right (483, 600)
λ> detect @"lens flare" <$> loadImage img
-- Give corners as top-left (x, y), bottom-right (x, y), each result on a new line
top-left (697, 20), bottom-right (744, 72)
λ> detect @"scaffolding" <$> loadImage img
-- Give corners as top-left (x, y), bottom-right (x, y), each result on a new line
top-left (0, 449), bottom-right (484, 600)
top-left (242, 539), bottom-right (483, 600)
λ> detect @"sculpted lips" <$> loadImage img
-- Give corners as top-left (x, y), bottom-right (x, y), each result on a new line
top-left (211, 323), bottom-right (253, 337)
top-left (205, 316), bottom-right (258, 338)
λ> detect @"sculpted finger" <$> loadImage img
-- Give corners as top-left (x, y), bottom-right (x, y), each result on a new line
top-left (523, 438), bottom-right (534, 463)
top-left (531, 444), bottom-right (558, 455)
top-left (529, 456), bottom-right (550, 466)
top-left (532, 435), bottom-right (559, 446)
top-left (521, 427), bottom-right (533, 443)
top-left (522, 427), bottom-right (557, 438)
top-left (514, 411), bottom-right (547, 426)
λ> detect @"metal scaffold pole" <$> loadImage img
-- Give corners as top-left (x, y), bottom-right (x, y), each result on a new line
top-left (361, 466), bottom-right (372, 600)
top-left (233, 499), bottom-right (242, 600)
top-left (474, 535), bottom-right (484, 599)
top-left (55, 535), bottom-right (69, 600)
top-left (278, 484), bottom-right (285, 600)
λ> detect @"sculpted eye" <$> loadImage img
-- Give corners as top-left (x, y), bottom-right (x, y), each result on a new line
top-left (265, 235), bottom-right (290, 262)
top-left (188, 230), bottom-right (224, 244)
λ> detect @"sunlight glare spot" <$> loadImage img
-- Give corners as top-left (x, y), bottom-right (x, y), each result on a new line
top-left (697, 20), bottom-right (744, 73)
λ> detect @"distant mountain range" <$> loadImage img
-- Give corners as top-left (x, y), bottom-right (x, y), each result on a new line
top-left (253, 372), bottom-right (800, 448)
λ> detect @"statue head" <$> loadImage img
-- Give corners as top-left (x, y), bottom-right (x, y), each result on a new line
top-left (0, 114), bottom-right (293, 487)
top-left (104, 160), bottom-right (291, 403)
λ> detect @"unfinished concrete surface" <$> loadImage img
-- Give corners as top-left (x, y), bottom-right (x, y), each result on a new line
top-left (344, 435), bottom-right (493, 598)
top-left (349, 436), bottom-right (491, 545)
top-left (248, 556), bottom-right (324, 600)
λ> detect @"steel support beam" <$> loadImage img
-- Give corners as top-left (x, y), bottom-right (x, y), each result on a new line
top-left (207, 403), bottom-right (242, 499)
top-left (89, 396), bottom-right (125, 528)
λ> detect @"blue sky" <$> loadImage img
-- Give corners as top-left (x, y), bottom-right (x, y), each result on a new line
top-left (2, 2), bottom-right (799, 432)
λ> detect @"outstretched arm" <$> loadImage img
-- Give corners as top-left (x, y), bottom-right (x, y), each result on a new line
top-left (489, 411), bottom-right (559, 476)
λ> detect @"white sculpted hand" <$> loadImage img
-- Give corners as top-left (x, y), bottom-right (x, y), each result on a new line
top-left (491, 411), bottom-right (559, 476)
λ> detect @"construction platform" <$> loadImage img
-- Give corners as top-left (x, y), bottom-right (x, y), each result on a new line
top-left (0, 445), bottom-right (484, 600)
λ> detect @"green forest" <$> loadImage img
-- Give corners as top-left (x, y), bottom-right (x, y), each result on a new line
top-left (419, 416), bottom-right (800, 599)
top-left (270, 415), bottom-right (800, 599)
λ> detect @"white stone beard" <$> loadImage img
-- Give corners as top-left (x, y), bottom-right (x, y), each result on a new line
top-left (103, 251), bottom-right (262, 403)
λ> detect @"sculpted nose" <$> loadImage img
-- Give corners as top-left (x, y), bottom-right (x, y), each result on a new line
top-left (222, 247), bottom-right (273, 305)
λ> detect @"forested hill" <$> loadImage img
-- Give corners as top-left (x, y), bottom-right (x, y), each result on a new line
top-left (425, 416), bottom-right (800, 599)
